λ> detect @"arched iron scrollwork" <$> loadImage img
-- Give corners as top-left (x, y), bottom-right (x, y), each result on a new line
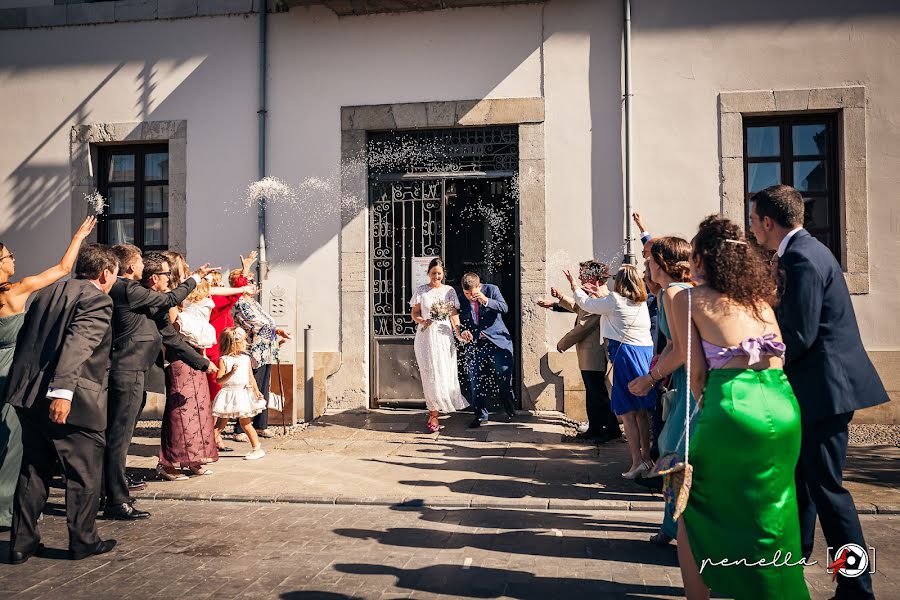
top-left (368, 127), bottom-right (519, 340)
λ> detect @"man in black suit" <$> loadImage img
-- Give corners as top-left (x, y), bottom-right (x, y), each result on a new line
top-left (102, 245), bottom-right (215, 520)
top-left (751, 184), bottom-right (888, 600)
top-left (5, 245), bottom-right (119, 563)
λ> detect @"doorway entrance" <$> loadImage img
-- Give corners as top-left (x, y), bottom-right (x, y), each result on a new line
top-left (368, 127), bottom-right (520, 407)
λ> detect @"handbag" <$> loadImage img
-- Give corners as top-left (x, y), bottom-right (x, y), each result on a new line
top-left (649, 288), bottom-right (699, 521)
top-left (267, 392), bottom-right (284, 411)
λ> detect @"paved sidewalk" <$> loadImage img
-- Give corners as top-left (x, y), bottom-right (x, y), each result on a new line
top-left (1, 502), bottom-right (897, 599)
top-left (118, 409), bottom-right (900, 513)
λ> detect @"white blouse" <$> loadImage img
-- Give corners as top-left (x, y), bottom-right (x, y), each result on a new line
top-left (573, 289), bottom-right (653, 346)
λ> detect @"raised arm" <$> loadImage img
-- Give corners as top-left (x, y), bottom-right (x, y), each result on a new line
top-left (12, 216), bottom-right (95, 300)
top-left (482, 286), bottom-right (508, 314)
top-left (127, 277), bottom-right (197, 313)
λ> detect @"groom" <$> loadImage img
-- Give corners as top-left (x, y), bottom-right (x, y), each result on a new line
top-left (457, 272), bottom-right (516, 428)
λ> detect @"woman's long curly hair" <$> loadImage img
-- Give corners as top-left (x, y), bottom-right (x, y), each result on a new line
top-left (692, 215), bottom-right (776, 319)
top-left (650, 236), bottom-right (692, 283)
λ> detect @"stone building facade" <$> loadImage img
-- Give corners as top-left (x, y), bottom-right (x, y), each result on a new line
top-left (0, 0), bottom-right (897, 421)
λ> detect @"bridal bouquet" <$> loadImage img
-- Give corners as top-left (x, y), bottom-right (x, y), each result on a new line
top-left (429, 301), bottom-right (454, 322)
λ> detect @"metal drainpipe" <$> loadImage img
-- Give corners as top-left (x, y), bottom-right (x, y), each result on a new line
top-left (257, 1), bottom-right (269, 281)
top-left (622, 0), bottom-right (636, 265)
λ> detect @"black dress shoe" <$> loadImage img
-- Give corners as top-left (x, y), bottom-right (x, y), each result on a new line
top-left (468, 418), bottom-right (486, 429)
top-left (8, 544), bottom-right (45, 565)
top-left (103, 502), bottom-right (150, 520)
top-left (69, 539), bottom-right (116, 561)
top-left (575, 430), bottom-right (603, 441)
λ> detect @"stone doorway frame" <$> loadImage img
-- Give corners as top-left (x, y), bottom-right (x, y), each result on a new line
top-left (330, 98), bottom-right (560, 412)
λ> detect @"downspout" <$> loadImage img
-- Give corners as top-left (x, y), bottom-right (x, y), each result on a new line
top-left (622, 0), bottom-right (636, 265)
top-left (257, 1), bottom-right (269, 280)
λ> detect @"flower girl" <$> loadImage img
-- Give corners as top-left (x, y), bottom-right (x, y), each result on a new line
top-left (212, 327), bottom-right (267, 460)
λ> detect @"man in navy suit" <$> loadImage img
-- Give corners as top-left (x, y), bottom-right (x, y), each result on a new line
top-left (456, 272), bottom-right (516, 427)
top-left (751, 185), bottom-right (888, 600)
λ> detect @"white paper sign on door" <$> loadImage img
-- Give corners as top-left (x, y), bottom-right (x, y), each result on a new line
top-left (412, 256), bottom-right (435, 288)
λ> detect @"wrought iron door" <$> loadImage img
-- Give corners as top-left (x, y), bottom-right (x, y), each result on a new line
top-left (370, 180), bottom-right (445, 402)
top-left (368, 126), bottom-right (519, 405)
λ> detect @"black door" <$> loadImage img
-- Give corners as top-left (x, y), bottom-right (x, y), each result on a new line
top-left (370, 176), bottom-right (520, 406)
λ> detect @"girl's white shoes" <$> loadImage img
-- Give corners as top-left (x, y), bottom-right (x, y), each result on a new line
top-left (244, 447), bottom-right (266, 460)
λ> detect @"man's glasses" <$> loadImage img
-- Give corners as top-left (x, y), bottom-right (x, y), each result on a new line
top-left (153, 271), bottom-right (172, 278)
top-left (0, 253), bottom-right (14, 261)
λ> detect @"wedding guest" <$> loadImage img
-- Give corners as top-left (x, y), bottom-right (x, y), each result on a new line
top-left (213, 328), bottom-right (267, 459)
top-left (6, 244), bottom-right (119, 563)
top-left (154, 252), bottom-right (220, 479)
top-left (207, 252), bottom-right (257, 401)
top-left (0, 217), bottom-right (96, 529)
top-left (538, 260), bottom-right (619, 442)
top-left (231, 271), bottom-right (292, 441)
top-left (457, 272), bottom-right (516, 427)
top-left (672, 215), bottom-right (808, 599)
top-left (410, 258), bottom-right (468, 432)
top-left (750, 185), bottom-right (887, 599)
top-left (627, 236), bottom-right (695, 545)
top-left (570, 264), bottom-right (655, 479)
top-left (103, 244), bottom-right (210, 519)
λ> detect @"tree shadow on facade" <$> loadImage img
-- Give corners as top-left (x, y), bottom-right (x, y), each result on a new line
top-left (330, 563), bottom-right (684, 599)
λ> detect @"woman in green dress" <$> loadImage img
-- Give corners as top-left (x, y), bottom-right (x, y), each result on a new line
top-left (0, 216), bottom-right (96, 528)
top-left (669, 216), bottom-right (809, 600)
top-left (628, 236), bottom-right (695, 545)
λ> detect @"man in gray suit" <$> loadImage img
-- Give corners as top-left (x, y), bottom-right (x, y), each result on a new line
top-left (6, 244), bottom-right (119, 563)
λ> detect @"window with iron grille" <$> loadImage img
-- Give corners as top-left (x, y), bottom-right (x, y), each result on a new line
top-left (97, 144), bottom-right (169, 250)
top-left (743, 114), bottom-right (839, 258)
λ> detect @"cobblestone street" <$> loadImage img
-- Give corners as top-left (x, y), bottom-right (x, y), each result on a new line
top-left (1, 501), bottom-right (897, 599)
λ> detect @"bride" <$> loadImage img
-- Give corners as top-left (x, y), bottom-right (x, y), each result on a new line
top-left (410, 257), bottom-right (469, 432)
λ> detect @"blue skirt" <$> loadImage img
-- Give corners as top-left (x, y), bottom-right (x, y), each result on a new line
top-left (607, 339), bottom-right (655, 415)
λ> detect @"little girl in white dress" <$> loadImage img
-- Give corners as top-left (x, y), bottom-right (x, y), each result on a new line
top-left (212, 327), bottom-right (267, 460)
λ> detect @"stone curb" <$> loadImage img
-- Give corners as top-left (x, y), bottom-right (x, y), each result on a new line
top-left (46, 488), bottom-right (897, 515)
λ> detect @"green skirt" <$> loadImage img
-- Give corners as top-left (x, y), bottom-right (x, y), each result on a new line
top-left (683, 369), bottom-right (810, 600)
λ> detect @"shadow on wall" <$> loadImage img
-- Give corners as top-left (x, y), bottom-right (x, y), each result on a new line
top-left (4, 63), bottom-right (126, 235)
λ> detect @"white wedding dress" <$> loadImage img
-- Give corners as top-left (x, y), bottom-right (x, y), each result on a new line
top-left (410, 284), bottom-right (469, 413)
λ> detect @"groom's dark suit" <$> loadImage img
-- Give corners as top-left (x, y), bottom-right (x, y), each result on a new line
top-left (457, 284), bottom-right (516, 422)
top-left (5, 279), bottom-right (113, 557)
top-left (776, 228), bottom-right (888, 599)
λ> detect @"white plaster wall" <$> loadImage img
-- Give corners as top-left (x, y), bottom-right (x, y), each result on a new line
top-left (0, 15), bottom-right (260, 302)
top-left (1, 0), bottom-right (897, 362)
top-left (631, 0), bottom-right (900, 349)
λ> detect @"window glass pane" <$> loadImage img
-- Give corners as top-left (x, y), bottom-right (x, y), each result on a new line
top-left (793, 124), bottom-right (827, 156)
top-left (802, 196), bottom-right (830, 230)
top-left (107, 187), bottom-right (135, 214)
top-left (108, 219), bottom-right (134, 245)
top-left (145, 185), bottom-right (169, 213)
top-left (748, 162), bottom-right (781, 192)
top-left (746, 126), bottom-right (780, 158)
top-left (794, 160), bottom-right (827, 191)
top-left (144, 217), bottom-right (168, 247)
top-left (145, 152), bottom-right (169, 181)
top-left (107, 155), bottom-right (135, 182)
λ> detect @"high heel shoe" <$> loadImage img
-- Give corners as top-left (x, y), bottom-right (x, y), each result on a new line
top-left (190, 466), bottom-right (213, 476)
top-left (427, 420), bottom-right (440, 433)
top-left (156, 464), bottom-right (188, 481)
top-left (621, 461), bottom-right (652, 480)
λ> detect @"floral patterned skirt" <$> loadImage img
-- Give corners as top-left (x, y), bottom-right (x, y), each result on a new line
top-left (160, 360), bottom-right (218, 469)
